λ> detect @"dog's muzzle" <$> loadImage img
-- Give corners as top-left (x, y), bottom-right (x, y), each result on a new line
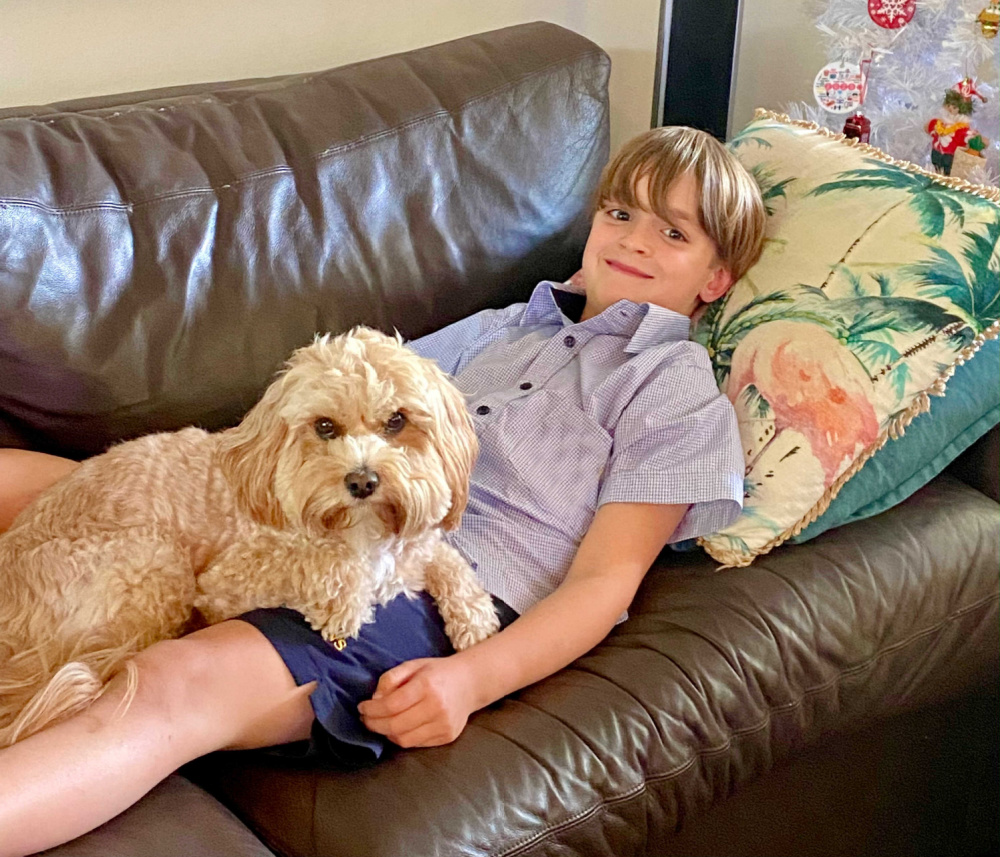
top-left (345, 467), bottom-right (380, 500)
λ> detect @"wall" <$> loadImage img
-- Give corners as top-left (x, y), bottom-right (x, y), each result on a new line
top-left (730, 0), bottom-right (827, 135)
top-left (0, 0), bottom-right (661, 153)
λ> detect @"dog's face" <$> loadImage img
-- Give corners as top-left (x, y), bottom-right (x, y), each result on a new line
top-left (218, 328), bottom-right (477, 539)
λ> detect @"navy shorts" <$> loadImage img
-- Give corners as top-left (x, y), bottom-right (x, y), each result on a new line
top-left (239, 591), bottom-right (518, 767)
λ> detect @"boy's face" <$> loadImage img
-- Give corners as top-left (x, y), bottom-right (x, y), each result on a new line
top-left (580, 172), bottom-right (732, 321)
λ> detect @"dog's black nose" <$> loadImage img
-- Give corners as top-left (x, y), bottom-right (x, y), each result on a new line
top-left (345, 468), bottom-right (380, 499)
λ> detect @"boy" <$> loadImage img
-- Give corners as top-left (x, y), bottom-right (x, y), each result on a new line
top-left (0, 126), bottom-right (766, 855)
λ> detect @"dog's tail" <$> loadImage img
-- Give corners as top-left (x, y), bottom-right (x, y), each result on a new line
top-left (0, 642), bottom-right (139, 747)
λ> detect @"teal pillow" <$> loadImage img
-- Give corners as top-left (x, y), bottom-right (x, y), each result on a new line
top-left (790, 336), bottom-right (999, 542)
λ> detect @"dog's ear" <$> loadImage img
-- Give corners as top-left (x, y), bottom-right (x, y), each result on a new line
top-left (429, 378), bottom-right (478, 531)
top-left (217, 377), bottom-right (290, 527)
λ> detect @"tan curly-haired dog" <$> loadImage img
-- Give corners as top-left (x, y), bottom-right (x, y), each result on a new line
top-left (0, 328), bottom-right (498, 746)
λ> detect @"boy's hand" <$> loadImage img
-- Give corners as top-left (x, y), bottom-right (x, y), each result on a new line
top-left (358, 655), bottom-right (478, 748)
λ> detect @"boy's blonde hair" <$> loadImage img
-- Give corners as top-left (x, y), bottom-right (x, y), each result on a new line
top-left (594, 126), bottom-right (767, 284)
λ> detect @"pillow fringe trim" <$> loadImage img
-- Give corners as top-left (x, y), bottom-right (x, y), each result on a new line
top-left (749, 108), bottom-right (1000, 205)
top-left (700, 318), bottom-right (1000, 569)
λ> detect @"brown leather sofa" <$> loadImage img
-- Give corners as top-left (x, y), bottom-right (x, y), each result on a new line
top-left (2, 22), bottom-right (996, 857)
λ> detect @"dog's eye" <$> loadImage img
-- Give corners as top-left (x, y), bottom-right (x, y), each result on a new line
top-left (314, 417), bottom-right (340, 440)
top-left (385, 411), bottom-right (407, 434)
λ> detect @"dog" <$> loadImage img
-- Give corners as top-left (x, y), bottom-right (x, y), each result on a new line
top-left (0, 328), bottom-right (499, 746)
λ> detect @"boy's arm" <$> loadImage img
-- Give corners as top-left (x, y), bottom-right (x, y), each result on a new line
top-left (0, 450), bottom-right (80, 533)
top-left (358, 501), bottom-right (688, 748)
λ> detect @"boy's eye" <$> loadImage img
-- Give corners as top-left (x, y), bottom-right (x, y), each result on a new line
top-left (606, 207), bottom-right (630, 221)
top-left (664, 228), bottom-right (686, 241)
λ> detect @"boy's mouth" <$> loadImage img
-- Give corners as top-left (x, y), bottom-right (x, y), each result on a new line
top-left (605, 259), bottom-right (653, 279)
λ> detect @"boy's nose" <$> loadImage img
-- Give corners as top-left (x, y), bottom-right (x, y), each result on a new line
top-left (620, 224), bottom-right (652, 253)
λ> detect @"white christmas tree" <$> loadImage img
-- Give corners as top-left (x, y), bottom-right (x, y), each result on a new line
top-left (785, 0), bottom-right (999, 186)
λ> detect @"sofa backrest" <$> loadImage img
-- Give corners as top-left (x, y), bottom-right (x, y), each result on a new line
top-left (0, 22), bottom-right (610, 458)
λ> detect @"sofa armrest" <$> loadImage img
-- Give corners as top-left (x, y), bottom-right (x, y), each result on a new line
top-left (948, 425), bottom-right (999, 503)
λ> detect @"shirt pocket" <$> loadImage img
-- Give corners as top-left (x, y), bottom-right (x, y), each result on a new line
top-left (478, 389), bottom-right (612, 537)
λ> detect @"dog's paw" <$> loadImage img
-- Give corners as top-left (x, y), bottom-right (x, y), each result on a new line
top-left (315, 620), bottom-right (350, 643)
top-left (446, 604), bottom-right (500, 652)
top-left (305, 604), bottom-right (372, 644)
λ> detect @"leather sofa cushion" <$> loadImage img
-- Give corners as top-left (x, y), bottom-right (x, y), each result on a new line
top-left (37, 775), bottom-right (273, 857)
top-left (189, 472), bottom-right (999, 856)
top-left (0, 23), bottom-right (609, 459)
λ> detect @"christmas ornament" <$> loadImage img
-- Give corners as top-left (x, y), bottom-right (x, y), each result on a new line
top-left (814, 62), bottom-right (863, 114)
top-left (790, 0), bottom-right (998, 186)
top-left (843, 111), bottom-right (872, 142)
top-left (952, 134), bottom-right (990, 181)
top-left (927, 79), bottom-right (988, 175)
top-left (842, 54), bottom-right (873, 142)
top-left (953, 77), bottom-right (987, 110)
top-left (979, 0), bottom-right (999, 37)
top-left (868, 0), bottom-right (916, 29)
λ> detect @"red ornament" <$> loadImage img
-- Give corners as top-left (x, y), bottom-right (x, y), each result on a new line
top-left (843, 112), bottom-right (871, 143)
top-left (868, 0), bottom-right (916, 28)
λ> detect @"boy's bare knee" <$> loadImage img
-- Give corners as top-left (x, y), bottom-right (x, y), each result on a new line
top-left (123, 637), bottom-right (218, 733)
top-left (126, 620), bottom-right (313, 752)
top-left (119, 629), bottom-right (248, 753)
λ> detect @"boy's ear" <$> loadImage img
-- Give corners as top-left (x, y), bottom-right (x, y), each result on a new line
top-left (699, 265), bottom-right (733, 304)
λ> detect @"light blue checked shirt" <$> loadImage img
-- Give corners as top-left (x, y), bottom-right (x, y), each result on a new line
top-left (409, 281), bottom-right (743, 615)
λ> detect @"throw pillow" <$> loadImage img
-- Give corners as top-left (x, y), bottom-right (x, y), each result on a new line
top-left (691, 109), bottom-right (1000, 567)
top-left (789, 335), bottom-right (998, 542)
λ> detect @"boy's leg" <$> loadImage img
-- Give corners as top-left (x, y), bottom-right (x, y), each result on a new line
top-left (0, 448), bottom-right (80, 532)
top-left (0, 619), bottom-right (314, 857)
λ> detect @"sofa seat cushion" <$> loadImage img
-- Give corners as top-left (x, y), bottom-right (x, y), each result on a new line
top-left (38, 775), bottom-right (273, 857)
top-left (188, 472), bottom-right (999, 857)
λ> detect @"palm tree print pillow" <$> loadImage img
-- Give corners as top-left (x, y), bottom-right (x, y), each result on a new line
top-left (692, 110), bottom-right (999, 567)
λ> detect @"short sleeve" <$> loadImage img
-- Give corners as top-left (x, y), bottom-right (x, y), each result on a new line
top-left (598, 357), bottom-right (744, 542)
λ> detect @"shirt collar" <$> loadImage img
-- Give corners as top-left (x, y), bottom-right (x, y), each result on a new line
top-left (522, 281), bottom-right (692, 352)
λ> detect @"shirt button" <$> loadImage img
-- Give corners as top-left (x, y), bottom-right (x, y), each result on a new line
top-left (519, 381), bottom-right (533, 390)
top-left (563, 335), bottom-right (576, 347)
top-left (475, 405), bottom-right (490, 416)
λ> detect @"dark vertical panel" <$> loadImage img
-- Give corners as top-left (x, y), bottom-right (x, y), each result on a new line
top-left (659, 0), bottom-right (741, 139)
